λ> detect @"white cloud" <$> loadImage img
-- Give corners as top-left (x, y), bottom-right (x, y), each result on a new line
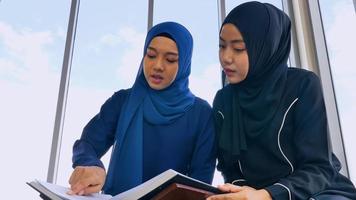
top-left (100, 27), bottom-right (145, 47)
top-left (0, 21), bottom-right (56, 84)
top-left (55, 26), bottom-right (67, 40)
top-left (114, 27), bottom-right (145, 88)
top-left (100, 33), bottom-right (122, 46)
top-left (0, 58), bottom-right (24, 79)
top-left (190, 62), bottom-right (221, 105)
top-left (100, 34), bottom-right (121, 46)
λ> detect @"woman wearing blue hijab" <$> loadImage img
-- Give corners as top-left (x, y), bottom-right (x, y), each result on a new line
top-left (68, 22), bottom-right (216, 196)
top-left (208, 2), bottom-right (356, 200)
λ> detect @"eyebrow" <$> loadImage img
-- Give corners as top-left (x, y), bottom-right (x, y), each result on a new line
top-left (219, 37), bottom-right (244, 44)
top-left (147, 46), bottom-right (178, 56)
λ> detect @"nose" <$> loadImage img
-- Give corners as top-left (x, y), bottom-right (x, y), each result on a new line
top-left (153, 57), bottom-right (164, 71)
top-left (220, 47), bottom-right (233, 65)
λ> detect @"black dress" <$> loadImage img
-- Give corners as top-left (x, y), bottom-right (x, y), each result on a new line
top-left (213, 68), bottom-right (356, 200)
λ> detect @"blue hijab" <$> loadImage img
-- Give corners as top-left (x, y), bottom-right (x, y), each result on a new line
top-left (104, 22), bottom-right (195, 195)
top-left (214, 2), bottom-right (291, 164)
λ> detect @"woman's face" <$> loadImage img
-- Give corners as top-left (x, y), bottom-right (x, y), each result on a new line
top-left (143, 36), bottom-right (179, 90)
top-left (219, 23), bottom-right (249, 84)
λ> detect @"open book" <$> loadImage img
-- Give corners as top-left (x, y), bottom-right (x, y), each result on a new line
top-left (27, 180), bottom-right (112, 200)
top-left (28, 169), bottom-right (222, 200)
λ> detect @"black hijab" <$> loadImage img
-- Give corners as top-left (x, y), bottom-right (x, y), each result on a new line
top-left (214, 1), bottom-right (291, 163)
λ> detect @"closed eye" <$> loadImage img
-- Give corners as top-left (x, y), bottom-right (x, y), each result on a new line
top-left (147, 54), bottom-right (156, 59)
top-left (167, 59), bottom-right (178, 63)
top-left (234, 48), bottom-right (246, 52)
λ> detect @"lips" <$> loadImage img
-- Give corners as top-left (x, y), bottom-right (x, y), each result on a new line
top-left (150, 74), bottom-right (163, 84)
top-left (223, 68), bottom-right (235, 77)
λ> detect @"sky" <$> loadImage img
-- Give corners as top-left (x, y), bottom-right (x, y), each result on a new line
top-left (0, 0), bottom-right (355, 199)
top-left (319, 0), bottom-right (356, 181)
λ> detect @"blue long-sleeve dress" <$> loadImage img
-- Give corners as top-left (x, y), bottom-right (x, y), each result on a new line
top-left (72, 89), bottom-right (216, 195)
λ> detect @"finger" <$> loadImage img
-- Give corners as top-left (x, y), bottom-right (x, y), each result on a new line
top-left (83, 174), bottom-right (103, 186)
top-left (67, 189), bottom-right (81, 195)
top-left (228, 185), bottom-right (243, 193)
top-left (69, 183), bottom-right (102, 196)
top-left (70, 180), bottom-right (91, 194)
top-left (217, 184), bottom-right (231, 192)
top-left (218, 184), bottom-right (242, 193)
top-left (206, 193), bottom-right (239, 200)
top-left (207, 194), bottom-right (224, 200)
top-left (68, 189), bottom-right (86, 196)
top-left (71, 173), bottom-right (104, 193)
top-left (82, 184), bottom-right (103, 195)
top-left (225, 183), bottom-right (243, 192)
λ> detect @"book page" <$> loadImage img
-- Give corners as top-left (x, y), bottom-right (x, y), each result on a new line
top-left (37, 180), bottom-right (112, 200)
top-left (111, 169), bottom-right (177, 200)
top-left (111, 169), bottom-right (221, 200)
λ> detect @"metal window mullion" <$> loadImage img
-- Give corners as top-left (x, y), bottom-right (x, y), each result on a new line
top-left (291, 0), bottom-right (316, 71)
top-left (217, 0), bottom-right (226, 87)
top-left (281, 0), bottom-right (301, 68)
top-left (217, 0), bottom-right (226, 29)
top-left (353, 0), bottom-right (356, 13)
top-left (147, 0), bottom-right (154, 31)
top-left (307, 0), bottom-right (349, 177)
top-left (47, 0), bottom-right (80, 183)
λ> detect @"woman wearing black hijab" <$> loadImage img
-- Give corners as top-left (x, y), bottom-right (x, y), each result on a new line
top-left (208, 2), bottom-right (356, 200)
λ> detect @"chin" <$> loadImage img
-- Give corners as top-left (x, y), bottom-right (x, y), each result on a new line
top-left (227, 78), bottom-right (241, 84)
top-left (148, 83), bottom-right (164, 90)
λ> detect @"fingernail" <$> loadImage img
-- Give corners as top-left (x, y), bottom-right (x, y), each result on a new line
top-left (78, 190), bottom-right (84, 196)
top-left (67, 190), bottom-right (74, 195)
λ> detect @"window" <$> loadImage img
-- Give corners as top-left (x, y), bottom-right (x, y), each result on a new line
top-left (226, 0), bottom-right (283, 13)
top-left (0, 1), bottom-right (70, 199)
top-left (56, 1), bottom-right (148, 186)
top-left (319, 0), bottom-right (356, 184)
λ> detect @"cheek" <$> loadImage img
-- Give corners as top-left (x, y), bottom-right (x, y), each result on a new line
top-left (167, 65), bottom-right (179, 83)
top-left (143, 58), bottom-right (150, 76)
top-left (218, 50), bottom-right (224, 62)
top-left (242, 56), bottom-right (249, 76)
top-left (236, 55), bottom-right (249, 75)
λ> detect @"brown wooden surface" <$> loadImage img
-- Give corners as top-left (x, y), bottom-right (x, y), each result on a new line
top-left (152, 183), bottom-right (215, 200)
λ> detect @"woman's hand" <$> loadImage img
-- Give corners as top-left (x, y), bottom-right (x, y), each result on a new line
top-left (67, 166), bottom-right (106, 195)
top-left (206, 184), bottom-right (272, 200)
